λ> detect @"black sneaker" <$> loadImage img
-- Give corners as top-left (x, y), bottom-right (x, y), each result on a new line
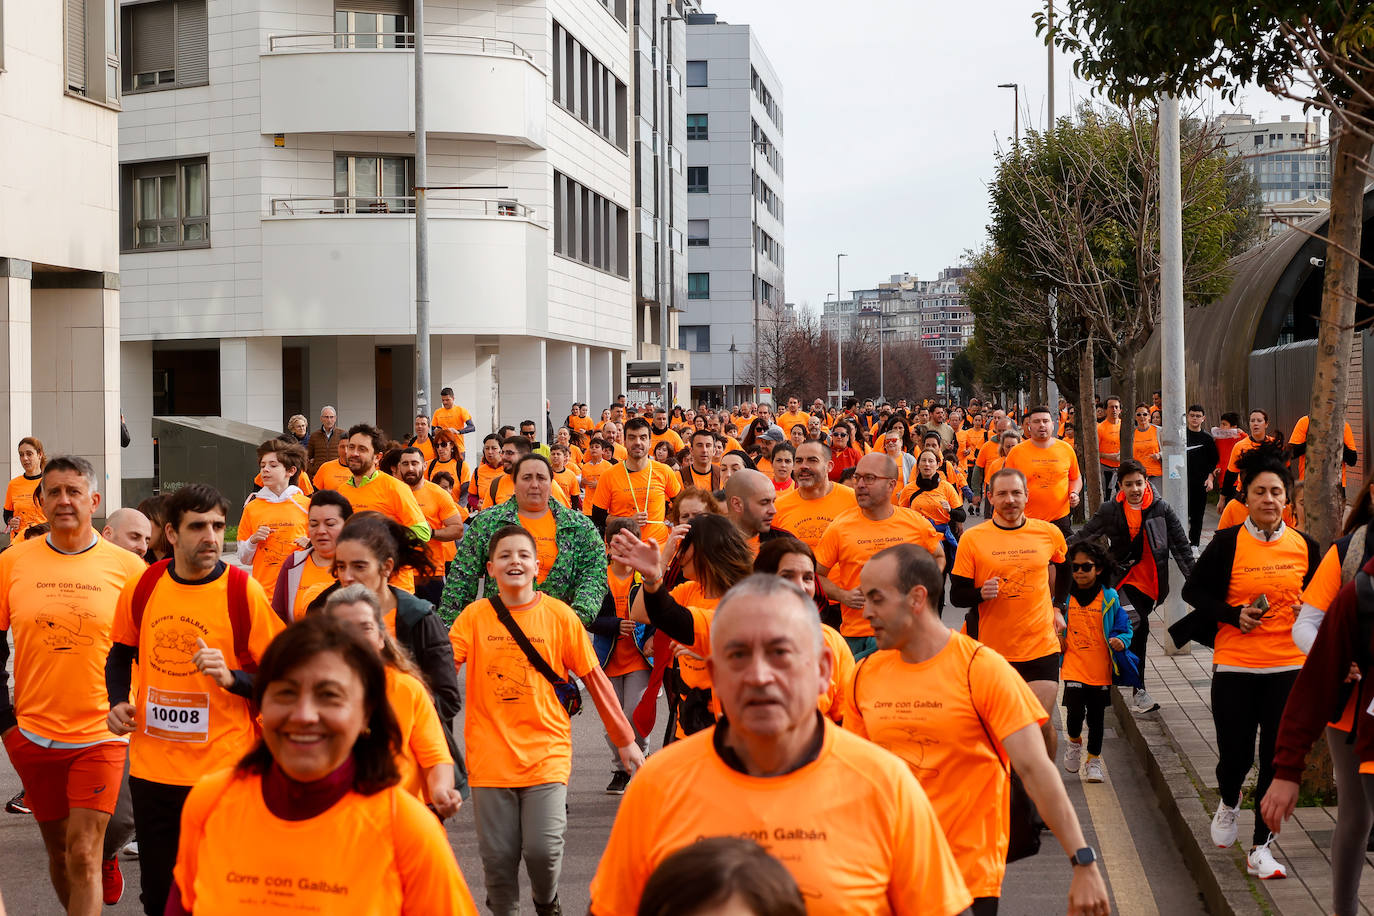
top-left (534, 896), bottom-right (563, 916)
top-left (5, 791), bottom-right (30, 815)
top-left (605, 771), bottom-right (630, 795)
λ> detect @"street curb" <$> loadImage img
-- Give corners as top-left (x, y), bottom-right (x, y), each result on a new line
top-left (1110, 687), bottom-right (1273, 916)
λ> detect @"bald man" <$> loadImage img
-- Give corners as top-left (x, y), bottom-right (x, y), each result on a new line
top-left (722, 468), bottom-right (792, 554)
top-left (102, 507), bottom-right (153, 560)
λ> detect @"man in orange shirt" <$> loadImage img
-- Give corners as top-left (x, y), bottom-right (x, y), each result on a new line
top-left (649, 408), bottom-right (684, 456)
top-left (845, 544), bottom-right (1109, 915)
top-left (950, 467), bottom-right (1069, 758)
top-left (1097, 397), bottom-right (1123, 498)
top-left (430, 386), bottom-right (475, 460)
top-left (396, 447), bottom-right (463, 605)
top-left (1, 456), bottom-right (148, 914)
top-left (1004, 405), bottom-right (1081, 536)
top-left (311, 439), bottom-right (352, 492)
top-left (775, 396), bottom-right (812, 438)
top-left (679, 429), bottom-right (721, 492)
top-left (973, 415), bottom-right (1013, 518)
top-left (815, 454), bottom-right (943, 660)
top-left (341, 424), bottom-right (432, 542)
top-left (106, 484), bottom-right (283, 915)
top-left (722, 469), bottom-right (782, 553)
top-left (591, 418), bottom-right (681, 545)
top-left (589, 575), bottom-right (973, 916)
top-left (1288, 413), bottom-right (1358, 492)
top-left (773, 441), bottom-right (857, 551)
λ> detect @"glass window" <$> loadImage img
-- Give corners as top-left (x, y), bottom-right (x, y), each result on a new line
top-left (125, 157), bottom-right (210, 250)
top-left (334, 8), bottom-right (410, 48)
top-left (686, 113), bottom-right (708, 140)
top-left (333, 154), bottom-right (413, 212)
top-left (687, 166), bottom-right (708, 193)
top-left (688, 219), bottom-right (709, 246)
top-left (688, 272), bottom-right (709, 299)
top-left (686, 60), bottom-right (707, 87)
top-left (679, 325), bottom-right (710, 352)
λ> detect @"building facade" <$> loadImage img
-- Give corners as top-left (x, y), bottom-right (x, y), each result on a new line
top-left (683, 11), bottom-right (783, 406)
top-left (117, 0), bottom-right (644, 486)
top-left (1214, 112), bottom-right (1330, 205)
top-left (1, 0), bottom-right (125, 508)
top-left (821, 268), bottom-right (972, 373)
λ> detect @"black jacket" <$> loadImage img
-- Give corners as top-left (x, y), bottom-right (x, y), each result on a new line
top-left (1077, 494), bottom-right (1195, 602)
top-left (1186, 429), bottom-right (1219, 488)
top-left (1172, 524), bottom-right (1320, 649)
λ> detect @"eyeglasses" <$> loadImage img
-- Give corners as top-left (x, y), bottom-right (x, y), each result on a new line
top-left (1071, 562), bottom-right (1097, 572)
top-left (852, 474), bottom-right (895, 485)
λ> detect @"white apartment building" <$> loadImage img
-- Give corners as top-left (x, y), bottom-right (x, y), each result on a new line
top-left (683, 11), bottom-right (783, 406)
top-left (1214, 112), bottom-right (1329, 204)
top-left (117, 0), bottom-right (639, 484)
top-left (821, 268), bottom-right (972, 371)
top-left (1, 0), bottom-right (126, 508)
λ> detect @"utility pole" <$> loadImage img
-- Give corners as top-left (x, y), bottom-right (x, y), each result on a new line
top-left (1044, 0), bottom-right (1059, 412)
top-left (1159, 94), bottom-right (1189, 655)
top-left (413, 0), bottom-right (431, 422)
top-left (836, 253), bottom-right (847, 408)
top-left (997, 82), bottom-right (1019, 146)
top-left (659, 8), bottom-right (682, 409)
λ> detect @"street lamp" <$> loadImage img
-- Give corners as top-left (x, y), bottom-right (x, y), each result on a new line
top-left (658, 9), bottom-right (685, 409)
top-left (751, 135), bottom-right (773, 404)
top-left (729, 337), bottom-right (738, 405)
top-left (997, 82), bottom-right (1019, 147)
top-left (835, 253), bottom-right (847, 408)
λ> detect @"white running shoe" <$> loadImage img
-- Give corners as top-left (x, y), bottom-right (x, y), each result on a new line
top-left (1246, 839), bottom-right (1288, 879)
top-left (122, 840), bottom-right (139, 858)
top-left (1134, 689), bottom-right (1161, 714)
top-left (1211, 802), bottom-right (1240, 848)
top-left (1063, 741), bottom-right (1083, 773)
top-left (1084, 755), bottom-right (1105, 783)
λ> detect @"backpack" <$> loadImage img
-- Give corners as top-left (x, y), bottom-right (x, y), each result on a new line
top-left (130, 559), bottom-right (256, 673)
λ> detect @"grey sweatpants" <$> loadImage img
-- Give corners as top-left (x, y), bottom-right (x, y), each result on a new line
top-left (606, 669), bottom-right (651, 770)
top-left (1331, 727), bottom-right (1371, 916)
top-left (471, 783), bottom-right (567, 915)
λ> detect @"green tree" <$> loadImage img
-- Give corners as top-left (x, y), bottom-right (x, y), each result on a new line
top-left (1044, 0), bottom-right (1374, 548)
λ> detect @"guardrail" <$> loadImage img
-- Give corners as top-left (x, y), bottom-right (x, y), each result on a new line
top-left (266, 196), bottom-right (535, 218)
top-left (266, 32), bottom-right (533, 58)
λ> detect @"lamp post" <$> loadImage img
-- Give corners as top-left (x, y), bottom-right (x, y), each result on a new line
top-left (751, 135), bottom-right (772, 403)
top-left (836, 253), bottom-right (847, 408)
top-left (659, 8), bottom-right (684, 409)
top-left (729, 337), bottom-right (738, 404)
top-left (996, 82), bottom-right (1019, 146)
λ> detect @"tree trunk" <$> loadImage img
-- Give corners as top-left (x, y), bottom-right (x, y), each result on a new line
top-left (1080, 330), bottom-right (1103, 514)
top-left (1304, 123), bottom-right (1372, 548)
top-left (1113, 362), bottom-right (1139, 471)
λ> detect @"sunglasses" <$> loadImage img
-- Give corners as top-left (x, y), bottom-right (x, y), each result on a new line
top-left (1071, 562), bottom-right (1097, 572)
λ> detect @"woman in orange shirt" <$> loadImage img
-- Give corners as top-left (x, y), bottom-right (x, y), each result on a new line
top-left (271, 489), bottom-right (353, 623)
top-left (4, 436), bottom-right (45, 541)
top-left (322, 583), bottom-right (461, 814)
top-left (1221, 409), bottom-right (1282, 511)
top-left (166, 615), bottom-right (478, 915)
top-left (769, 443), bottom-right (797, 494)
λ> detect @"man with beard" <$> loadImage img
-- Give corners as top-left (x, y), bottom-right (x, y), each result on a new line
top-left (396, 448), bottom-right (464, 605)
top-left (650, 408), bottom-right (684, 455)
top-left (591, 418), bottom-right (682, 545)
top-left (339, 424), bottom-right (430, 540)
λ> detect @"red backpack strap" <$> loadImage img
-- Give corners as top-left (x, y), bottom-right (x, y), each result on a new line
top-left (130, 559), bottom-right (174, 639)
top-left (226, 564), bottom-right (256, 673)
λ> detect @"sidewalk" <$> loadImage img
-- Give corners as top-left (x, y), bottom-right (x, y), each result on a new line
top-left (1131, 623), bottom-right (1374, 916)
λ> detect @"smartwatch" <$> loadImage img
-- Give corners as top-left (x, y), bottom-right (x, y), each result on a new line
top-left (1069, 847), bottom-right (1098, 867)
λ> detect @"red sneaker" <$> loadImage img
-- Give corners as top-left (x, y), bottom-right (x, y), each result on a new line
top-left (102, 856), bottom-right (124, 905)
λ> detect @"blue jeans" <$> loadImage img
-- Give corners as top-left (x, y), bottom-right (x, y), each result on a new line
top-left (844, 635), bottom-right (877, 661)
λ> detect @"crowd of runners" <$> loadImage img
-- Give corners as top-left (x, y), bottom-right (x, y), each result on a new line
top-left (1, 388), bottom-right (1371, 916)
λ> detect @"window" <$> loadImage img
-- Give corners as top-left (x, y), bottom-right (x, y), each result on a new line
top-left (121, 0), bottom-right (207, 91)
top-left (553, 20), bottom-right (628, 151)
top-left (121, 157), bottom-right (208, 251)
top-left (334, 2), bottom-right (410, 48)
top-left (66, 0), bottom-right (120, 104)
top-left (688, 272), bottom-right (709, 299)
top-left (687, 167), bottom-right (708, 193)
top-left (553, 171), bottom-right (628, 278)
top-left (679, 325), bottom-right (710, 352)
top-left (688, 219), bottom-right (709, 247)
top-left (593, 0), bottom-right (626, 27)
top-left (686, 113), bottom-right (708, 140)
top-left (333, 154), bottom-right (414, 212)
top-left (686, 60), bottom-right (707, 87)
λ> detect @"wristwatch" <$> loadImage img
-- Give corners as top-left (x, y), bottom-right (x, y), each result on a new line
top-left (1069, 847), bottom-right (1098, 867)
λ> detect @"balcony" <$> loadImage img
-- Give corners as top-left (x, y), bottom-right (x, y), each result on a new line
top-left (260, 197), bottom-right (549, 336)
top-left (260, 33), bottom-right (547, 146)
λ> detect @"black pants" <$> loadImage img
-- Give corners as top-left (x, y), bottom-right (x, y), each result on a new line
top-left (1064, 684), bottom-right (1110, 755)
top-left (1120, 584), bottom-right (1154, 690)
top-left (128, 776), bottom-right (193, 916)
top-left (972, 897), bottom-right (999, 916)
top-left (1101, 466), bottom-right (1117, 500)
top-left (1211, 669), bottom-right (1299, 846)
top-left (1187, 480), bottom-right (1208, 546)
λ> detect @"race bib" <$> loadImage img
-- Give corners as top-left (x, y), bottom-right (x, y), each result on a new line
top-left (145, 686), bottom-right (210, 743)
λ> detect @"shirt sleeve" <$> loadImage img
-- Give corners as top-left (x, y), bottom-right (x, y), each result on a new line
top-left (562, 609), bottom-right (601, 679)
top-left (973, 650), bottom-right (1047, 749)
top-left (448, 609), bottom-right (472, 667)
top-left (1067, 444), bottom-right (1081, 481)
top-left (393, 790), bottom-right (480, 915)
top-left (1049, 525), bottom-right (1068, 563)
top-left (661, 464), bottom-right (683, 499)
top-left (435, 488), bottom-right (460, 523)
top-left (1299, 545), bottom-right (1343, 612)
top-left (591, 469), bottom-right (615, 513)
top-left (111, 577), bottom-right (141, 646)
top-left (814, 523), bottom-right (840, 571)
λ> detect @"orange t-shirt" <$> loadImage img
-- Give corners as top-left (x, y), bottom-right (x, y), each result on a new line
top-left (1004, 439), bottom-right (1081, 521)
top-left (975, 440), bottom-right (1001, 472)
top-left (815, 507), bottom-right (943, 637)
top-left (957, 427), bottom-right (990, 467)
top-left (386, 666), bottom-right (453, 801)
top-left (0, 535), bottom-right (147, 744)
top-left (1300, 545), bottom-right (1359, 730)
top-left (1213, 525), bottom-right (1310, 670)
top-left (311, 459), bottom-right (352, 493)
top-left (1061, 590), bottom-right (1112, 686)
top-left (897, 478), bottom-right (963, 525)
top-left (683, 466), bottom-right (716, 493)
top-left (517, 510), bottom-right (559, 583)
top-left (1097, 420), bottom-right (1122, 468)
top-left (474, 463), bottom-right (504, 510)
top-left (426, 457), bottom-right (462, 490)
top-left (342, 472), bottom-right (429, 532)
top-left (448, 594), bottom-right (598, 787)
top-left (668, 581), bottom-right (718, 694)
top-left (1227, 435), bottom-right (1275, 474)
top-left (111, 565), bottom-right (284, 785)
top-left (3, 474), bottom-right (44, 538)
top-left (173, 768), bottom-right (477, 916)
top-left (820, 624), bottom-right (855, 722)
top-left (776, 411), bottom-right (812, 435)
top-left (291, 554), bottom-right (335, 622)
top-left (843, 634), bottom-right (1045, 898)
top-left (1131, 425), bottom-right (1163, 477)
top-left (569, 415), bottom-right (594, 436)
top-left (772, 484), bottom-right (858, 550)
top-left (984, 457), bottom-right (1008, 496)
top-left (580, 460), bottom-right (612, 516)
top-left (1289, 416), bottom-right (1358, 485)
top-left (411, 480), bottom-right (460, 569)
top-left (604, 568), bottom-right (649, 678)
top-left (951, 519), bottom-right (1067, 662)
top-left (590, 460), bottom-right (682, 544)
top-left (589, 722), bottom-right (973, 916)
top-left (551, 468), bottom-right (581, 504)
top-left (1217, 499), bottom-right (1297, 531)
top-left (650, 428), bottom-right (684, 454)
top-left (237, 492), bottom-right (310, 589)
top-left (431, 404), bottom-right (473, 456)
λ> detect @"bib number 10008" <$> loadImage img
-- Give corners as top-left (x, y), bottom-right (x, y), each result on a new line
top-left (145, 686), bottom-right (210, 743)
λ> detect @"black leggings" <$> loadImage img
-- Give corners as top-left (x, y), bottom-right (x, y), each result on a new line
top-left (128, 776), bottom-right (193, 916)
top-left (1064, 684), bottom-right (1110, 755)
top-left (1121, 584), bottom-right (1155, 690)
top-left (972, 897), bottom-right (999, 916)
top-left (1211, 669), bottom-right (1298, 846)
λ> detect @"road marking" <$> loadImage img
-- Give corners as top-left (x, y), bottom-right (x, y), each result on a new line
top-left (1082, 763), bottom-right (1160, 916)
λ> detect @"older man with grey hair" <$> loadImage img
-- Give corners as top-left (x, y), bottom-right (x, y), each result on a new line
top-left (589, 575), bottom-right (974, 915)
top-left (306, 406), bottom-right (340, 475)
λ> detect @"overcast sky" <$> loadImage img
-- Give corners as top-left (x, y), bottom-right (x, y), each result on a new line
top-left (701, 0), bottom-right (1311, 312)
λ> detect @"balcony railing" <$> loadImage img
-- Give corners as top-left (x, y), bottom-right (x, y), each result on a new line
top-left (266, 196), bottom-right (535, 218)
top-left (266, 32), bottom-right (533, 59)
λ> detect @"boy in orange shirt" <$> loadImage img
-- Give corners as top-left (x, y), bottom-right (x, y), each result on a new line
top-left (236, 439), bottom-right (311, 589)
